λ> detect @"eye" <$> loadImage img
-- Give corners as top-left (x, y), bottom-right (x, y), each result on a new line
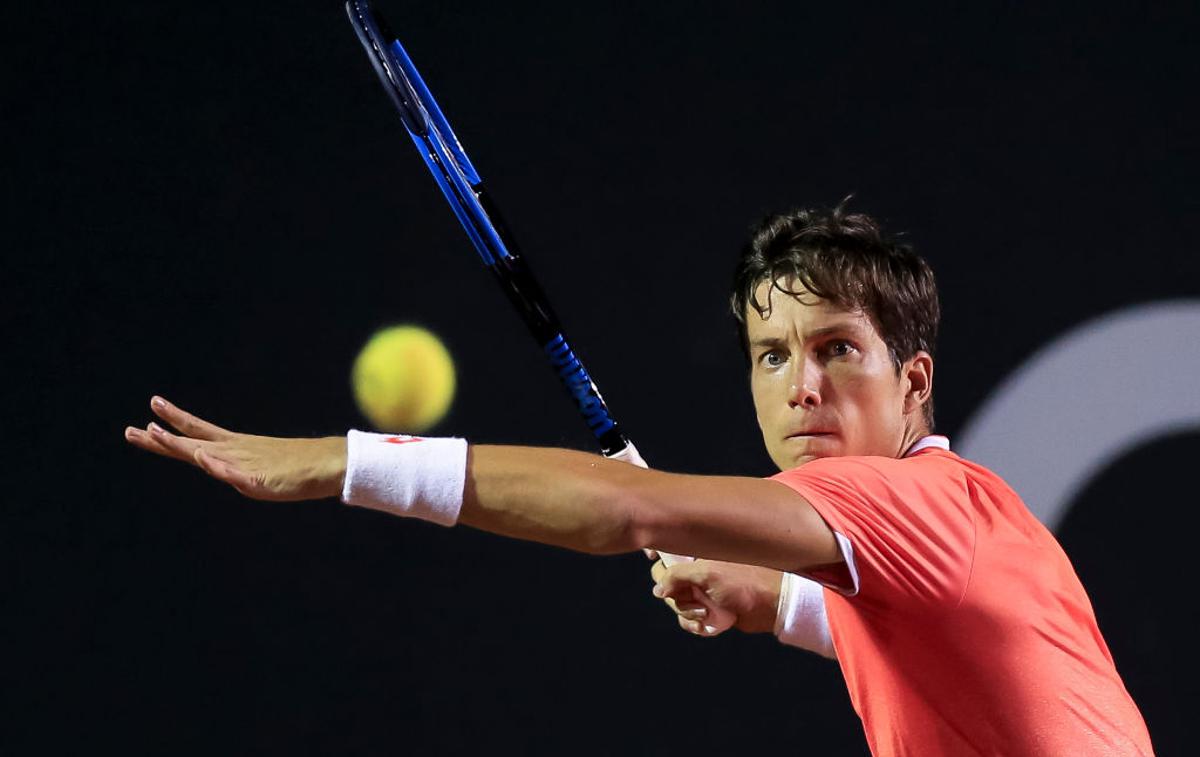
top-left (823, 339), bottom-right (856, 358)
top-left (760, 349), bottom-right (787, 368)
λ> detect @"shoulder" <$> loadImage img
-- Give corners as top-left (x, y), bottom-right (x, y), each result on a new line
top-left (775, 450), bottom-right (983, 605)
top-left (771, 450), bottom-right (985, 534)
top-left (773, 448), bottom-right (966, 487)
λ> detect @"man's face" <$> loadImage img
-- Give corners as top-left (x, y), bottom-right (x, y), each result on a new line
top-left (747, 278), bottom-right (926, 470)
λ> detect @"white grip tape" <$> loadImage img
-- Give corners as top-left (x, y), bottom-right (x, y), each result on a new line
top-left (608, 442), bottom-right (736, 635)
top-left (341, 430), bottom-right (467, 526)
top-left (607, 442), bottom-right (647, 468)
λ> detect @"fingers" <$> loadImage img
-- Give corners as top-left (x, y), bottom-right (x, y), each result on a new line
top-left (643, 548), bottom-right (659, 560)
top-left (124, 421), bottom-right (265, 499)
top-left (652, 560), bottom-right (704, 599)
top-left (125, 395), bottom-right (235, 468)
top-left (666, 595), bottom-right (708, 620)
top-left (650, 561), bottom-right (724, 636)
top-left (649, 560), bottom-right (734, 638)
top-left (150, 396), bottom-right (233, 441)
top-left (678, 614), bottom-right (721, 637)
top-left (650, 559), bottom-right (666, 583)
top-left (142, 421), bottom-right (206, 461)
top-left (653, 562), bottom-right (708, 601)
top-left (674, 601), bottom-right (709, 621)
top-left (124, 424), bottom-right (198, 465)
top-left (652, 568), bottom-right (710, 616)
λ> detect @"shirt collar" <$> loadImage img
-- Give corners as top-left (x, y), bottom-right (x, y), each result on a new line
top-left (905, 434), bottom-right (950, 457)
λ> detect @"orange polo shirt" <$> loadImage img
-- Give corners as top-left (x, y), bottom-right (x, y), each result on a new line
top-left (773, 441), bottom-right (1153, 756)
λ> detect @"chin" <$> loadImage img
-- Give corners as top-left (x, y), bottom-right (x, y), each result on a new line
top-left (786, 453), bottom-right (820, 468)
top-left (782, 435), bottom-right (842, 466)
top-left (794, 450), bottom-right (835, 465)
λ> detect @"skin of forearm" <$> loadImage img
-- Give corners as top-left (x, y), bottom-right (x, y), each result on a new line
top-left (460, 445), bottom-right (641, 554)
top-left (459, 445), bottom-right (839, 571)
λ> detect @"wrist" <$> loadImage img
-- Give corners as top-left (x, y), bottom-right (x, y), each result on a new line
top-left (752, 572), bottom-right (785, 633)
top-left (733, 567), bottom-right (785, 634)
top-left (322, 435), bottom-right (349, 498)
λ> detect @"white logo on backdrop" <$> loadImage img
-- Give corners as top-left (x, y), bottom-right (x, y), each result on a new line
top-left (957, 301), bottom-right (1200, 531)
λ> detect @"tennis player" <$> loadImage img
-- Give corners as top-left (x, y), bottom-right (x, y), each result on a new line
top-left (125, 203), bottom-right (1152, 756)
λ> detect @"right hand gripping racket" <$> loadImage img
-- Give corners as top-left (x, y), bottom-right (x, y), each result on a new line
top-left (345, 0), bottom-right (734, 634)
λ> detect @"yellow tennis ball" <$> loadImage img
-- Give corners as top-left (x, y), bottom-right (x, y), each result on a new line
top-left (351, 325), bottom-right (456, 433)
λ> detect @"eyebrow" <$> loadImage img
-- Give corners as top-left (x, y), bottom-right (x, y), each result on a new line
top-left (805, 322), bottom-right (865, 340)
top-left (749, 322), bottom-right (865, 350)
top-left (748, 336), bottom-right (786, 350)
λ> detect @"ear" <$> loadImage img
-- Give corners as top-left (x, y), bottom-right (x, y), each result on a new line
top-left (902, 351), bottom-right (934, 420)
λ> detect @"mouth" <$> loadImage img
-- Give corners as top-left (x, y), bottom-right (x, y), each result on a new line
top-left (786, 431), bottom-right (834, 440)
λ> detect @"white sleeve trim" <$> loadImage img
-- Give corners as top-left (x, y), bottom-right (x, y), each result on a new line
top-left (834, 532), bottom-right (861, 596)
top-left (801, 531), bottom-right (860, 597)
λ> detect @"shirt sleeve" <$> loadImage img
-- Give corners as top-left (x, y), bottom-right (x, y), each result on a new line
top-left (772, 454), bottom-right (976, 610)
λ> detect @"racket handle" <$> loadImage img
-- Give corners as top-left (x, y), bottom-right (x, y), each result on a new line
top-left (607, 442), bottom-right (737, 635)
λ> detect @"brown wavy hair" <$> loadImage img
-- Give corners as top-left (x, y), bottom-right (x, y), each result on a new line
top-left (731, 199), bottom-right (940, 428)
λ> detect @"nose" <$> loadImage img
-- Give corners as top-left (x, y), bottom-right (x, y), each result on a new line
top-left (788, 359), bottom-right (821, 409)
top-left (789, 382), bottom-right (821, 409)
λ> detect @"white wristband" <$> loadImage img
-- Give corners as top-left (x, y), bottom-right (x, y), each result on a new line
top-left (340, 430), bottom-right (468, 526)
top-left (774, 572), bottom-right (836, 659)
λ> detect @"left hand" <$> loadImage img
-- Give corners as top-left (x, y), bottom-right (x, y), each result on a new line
top-left (651, 558), bottom-right (784, 636)
top-left (124, 396), bottom-right (347, 502)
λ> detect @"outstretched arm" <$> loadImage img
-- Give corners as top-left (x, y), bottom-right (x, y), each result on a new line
top-left (125, 397), bottom-right (841, 574)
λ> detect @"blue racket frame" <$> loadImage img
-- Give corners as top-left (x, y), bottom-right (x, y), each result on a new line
top-left (346, 0), bottom-right (634, 457)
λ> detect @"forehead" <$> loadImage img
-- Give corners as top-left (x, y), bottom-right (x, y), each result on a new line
top-left (746, 278), bottom-right (876, 338)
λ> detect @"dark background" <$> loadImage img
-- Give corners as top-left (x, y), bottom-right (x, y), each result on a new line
top-left (9, 1), bottom-right (1198, 754)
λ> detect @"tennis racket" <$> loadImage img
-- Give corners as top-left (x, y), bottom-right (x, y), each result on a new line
top-left (345, 0), bottom-right (733, 634)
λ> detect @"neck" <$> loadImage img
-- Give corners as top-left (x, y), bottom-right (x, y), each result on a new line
top-left (897, 422), bottom-right (930, 457)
